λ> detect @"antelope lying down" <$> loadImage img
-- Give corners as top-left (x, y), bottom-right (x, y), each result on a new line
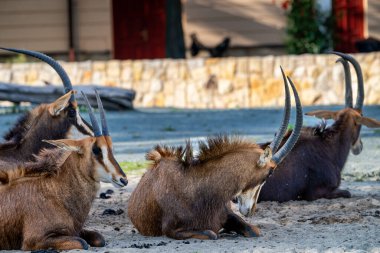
top-left (0, 48), bottom-right (93, 163)
top-left (258, 52), bottom-right (380, 202)
top-left (128, 68), bottom-right (303, 240)
top-left (0, 92), bottom-right (127, 250)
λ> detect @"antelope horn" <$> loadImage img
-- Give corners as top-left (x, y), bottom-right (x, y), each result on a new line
top-left (330, 51), bottom-right (364, 111)
top-left (271, 76), bottom-right (303, 165)
top-left (0, 47), bottom-right (75, 102)
top-left (94, 90), bottom-right (109, 136)
top-left (336, 57), bottom-right (353, 108)
top-left (269, 66), bottom-right (291, 153)
top-left (81, 91), bottom-right (101, 137)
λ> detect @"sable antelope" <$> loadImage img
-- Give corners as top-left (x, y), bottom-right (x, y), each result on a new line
top-left (0, 92), bottom-right (127, 250)
top-left (258, 52), bottom-right (380, 203)
top-left (0, 48), bottom-right (93, 163)
top-left (127, 68), bottom-right (303, 240)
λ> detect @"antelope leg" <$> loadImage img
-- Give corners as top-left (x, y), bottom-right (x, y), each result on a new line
top-left (222, 212), bottom-right (260, 237)
top-left (168, 229), bottom-right (218, 240)
top-left (324, 188), bottom-right (351, 199)
top-left (80, 229), bottom-right (105, 247)
top-left (22, 236), bottom-right (89, 251)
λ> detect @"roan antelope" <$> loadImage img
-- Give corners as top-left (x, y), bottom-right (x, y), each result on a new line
top-left (0, 92), bottom-right (127, 250)
top-left (258, 52), bottom-right (380, 202)
top-left (128, 68), bottom-right (303, 240)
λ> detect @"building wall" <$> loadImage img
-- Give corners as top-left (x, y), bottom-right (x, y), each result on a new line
top-left (0, 53), bottom-right (379, 108)
top-left (367, 0), bottom-right (380, 39)
top-left (182, 0), bottom-right (286, 48)
top-left (0, 0), bottom-right (112, 54)
top-left (0, 0), bottom-right (68, 53)
top-left (0, 0), bottom-right (378, 56)
top-left (75, 0), bottom-right (112, 53)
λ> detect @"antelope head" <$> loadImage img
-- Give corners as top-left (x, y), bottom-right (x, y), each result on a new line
top-left (44, 91), bottom-right (128, 188)
top-left (306, 52), bottom-right (380, 155)
top-left (237, 67), bottom-right (303, 216)
top-left (1, 48), bottom-right (94, 143)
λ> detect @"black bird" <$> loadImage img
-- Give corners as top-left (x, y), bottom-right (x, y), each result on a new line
top-left (190, 33), bottom-right (230, 57)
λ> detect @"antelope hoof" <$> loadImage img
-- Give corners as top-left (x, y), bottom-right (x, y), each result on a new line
top-left (24, 237), bottom-right (89, 251)
top-left (243, 224), bottom-right (260, 238)
top-left (80, 229), bottom-right (105, 247)
top-left (203, 230), bottom-right (218, 240)
top-left (339, 190), bottom-right (351, 198)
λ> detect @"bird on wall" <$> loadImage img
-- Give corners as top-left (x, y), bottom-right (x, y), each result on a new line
top-left (190, 33), bottom-right (230, 57)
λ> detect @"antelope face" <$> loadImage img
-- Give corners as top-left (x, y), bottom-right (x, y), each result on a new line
top-left (92, 136), bottom-right (128, 188)
top-left (335, 109), bottom-right (363, 155)
top-left (47, 91), bottom-right (94, 139)
top-left (65, 104), bottom-right (94, 139)
top-left (236, 181), bottom-right (266, 217)
top-left (348, 110), bottom-right (363, 155)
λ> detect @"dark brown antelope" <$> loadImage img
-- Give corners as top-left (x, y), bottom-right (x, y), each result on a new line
top-left (0, 48), bottom-right (93, 163)
top-left (258, 52), bottom-right (380, 203)
top-left (127, 68), bottom-right (303, 240)
top-left (0, 92), bottom-right (127, 250)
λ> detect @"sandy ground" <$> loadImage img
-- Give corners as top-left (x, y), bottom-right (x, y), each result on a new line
top-left (81, 179), bottom-right (380, 253)
top-left (1, 106), bottom-right (380, 252)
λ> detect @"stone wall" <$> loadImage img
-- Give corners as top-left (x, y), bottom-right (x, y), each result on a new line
top-left (0, 52), bottom-right (379, 108)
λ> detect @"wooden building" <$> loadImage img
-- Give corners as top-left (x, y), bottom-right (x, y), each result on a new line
top-left (0, 0), bottom-right (378, 60)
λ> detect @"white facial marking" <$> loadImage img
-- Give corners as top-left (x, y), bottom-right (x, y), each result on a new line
top-left (94, 159), bottom-right (112, 183)
top-left (351, 137), bottom-right (363, 155)
top-left (238, 182), bottom-right (266, 217)
top-left (67, 126), bottom-right (87, 140)
top-left (99, 146), bottom-right (124, 188)
top-left (76, 111), bottom-right (94, 136)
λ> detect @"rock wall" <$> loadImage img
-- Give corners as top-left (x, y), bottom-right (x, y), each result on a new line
top-left (0, 53), bottom-right (379, 108)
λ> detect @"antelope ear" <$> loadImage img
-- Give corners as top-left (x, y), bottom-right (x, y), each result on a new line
top-left (42, 139), bottom-right (82, 153)
top-left (48, 90), bottom-right (76, 116)
top-left (257, 147), bottom-right (272, 168)
top-left (356, 116), bottom-right (380, 128)
top-left (305, 110), bottom-right (338, 120)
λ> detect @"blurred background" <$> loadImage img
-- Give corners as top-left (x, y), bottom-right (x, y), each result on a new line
top-left (0, 0), bottom-right (379, 109)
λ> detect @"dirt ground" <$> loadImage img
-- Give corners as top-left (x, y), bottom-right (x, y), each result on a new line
top-left (78, 178), bottom-right (380, 253)
top-left (1, 107), bottom-right (380, 252)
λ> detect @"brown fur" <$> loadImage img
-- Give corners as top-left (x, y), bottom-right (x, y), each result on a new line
top-left (0, 136), bottom-right (121, 250)
top-left (0, 92), bottom-right (93, 184)
top-left (0, 91), bottom-right (92, 163)
top-left (128, 135), bottom-right (271, 240)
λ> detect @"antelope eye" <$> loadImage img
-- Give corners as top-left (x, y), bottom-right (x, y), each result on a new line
top-left (92, 146), bottom-right (101, 156)
top-left (68, 108), bottom-right (76, 118)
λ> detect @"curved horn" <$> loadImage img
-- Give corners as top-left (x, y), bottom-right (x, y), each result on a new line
top-left (81, 91), bottom-right (101, 137)
top-left (271, 76), bottom-right (303, 165)
top-left (330, 51), bottom-right (364, 111)
top-left (94, 90), bottom-right (109, 136)
top-left (269, 66), bottom-right (291, 153)
top-left (336, 58), bottom-right (353, 108)
top-left (0, 47), bottom-right (75, 102)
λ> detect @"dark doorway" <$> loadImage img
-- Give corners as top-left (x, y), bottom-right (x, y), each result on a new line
top-left (112, 0), bottom-right (166, 59)
top-left (333, 0), bottom-right (365, 53)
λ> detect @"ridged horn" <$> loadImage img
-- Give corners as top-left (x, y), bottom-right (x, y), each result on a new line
top-left (330, 51), bottom-right (364, 111)
top-left (336, 58), bottom-right (353, 108)
top-left (81, 91), bottom-right (101, 137)
top-left (0, 47), bottom-right (75, 102)
top-left (269, 66), bottom-right (291, 153)
top-left (94, 90), bottom-right (109, 136)
top-left (271, 76), bottom-right (303, 165)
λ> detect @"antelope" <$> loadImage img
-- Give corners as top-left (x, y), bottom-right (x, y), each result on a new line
top-left (0, 48), bottom-right (93, 163)
top-left (0, 92), bottom-right (128, 250)
top-left (258, 52), bottom-right (380, 203)
top-left (127, 68), bottom-right (303, 240)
